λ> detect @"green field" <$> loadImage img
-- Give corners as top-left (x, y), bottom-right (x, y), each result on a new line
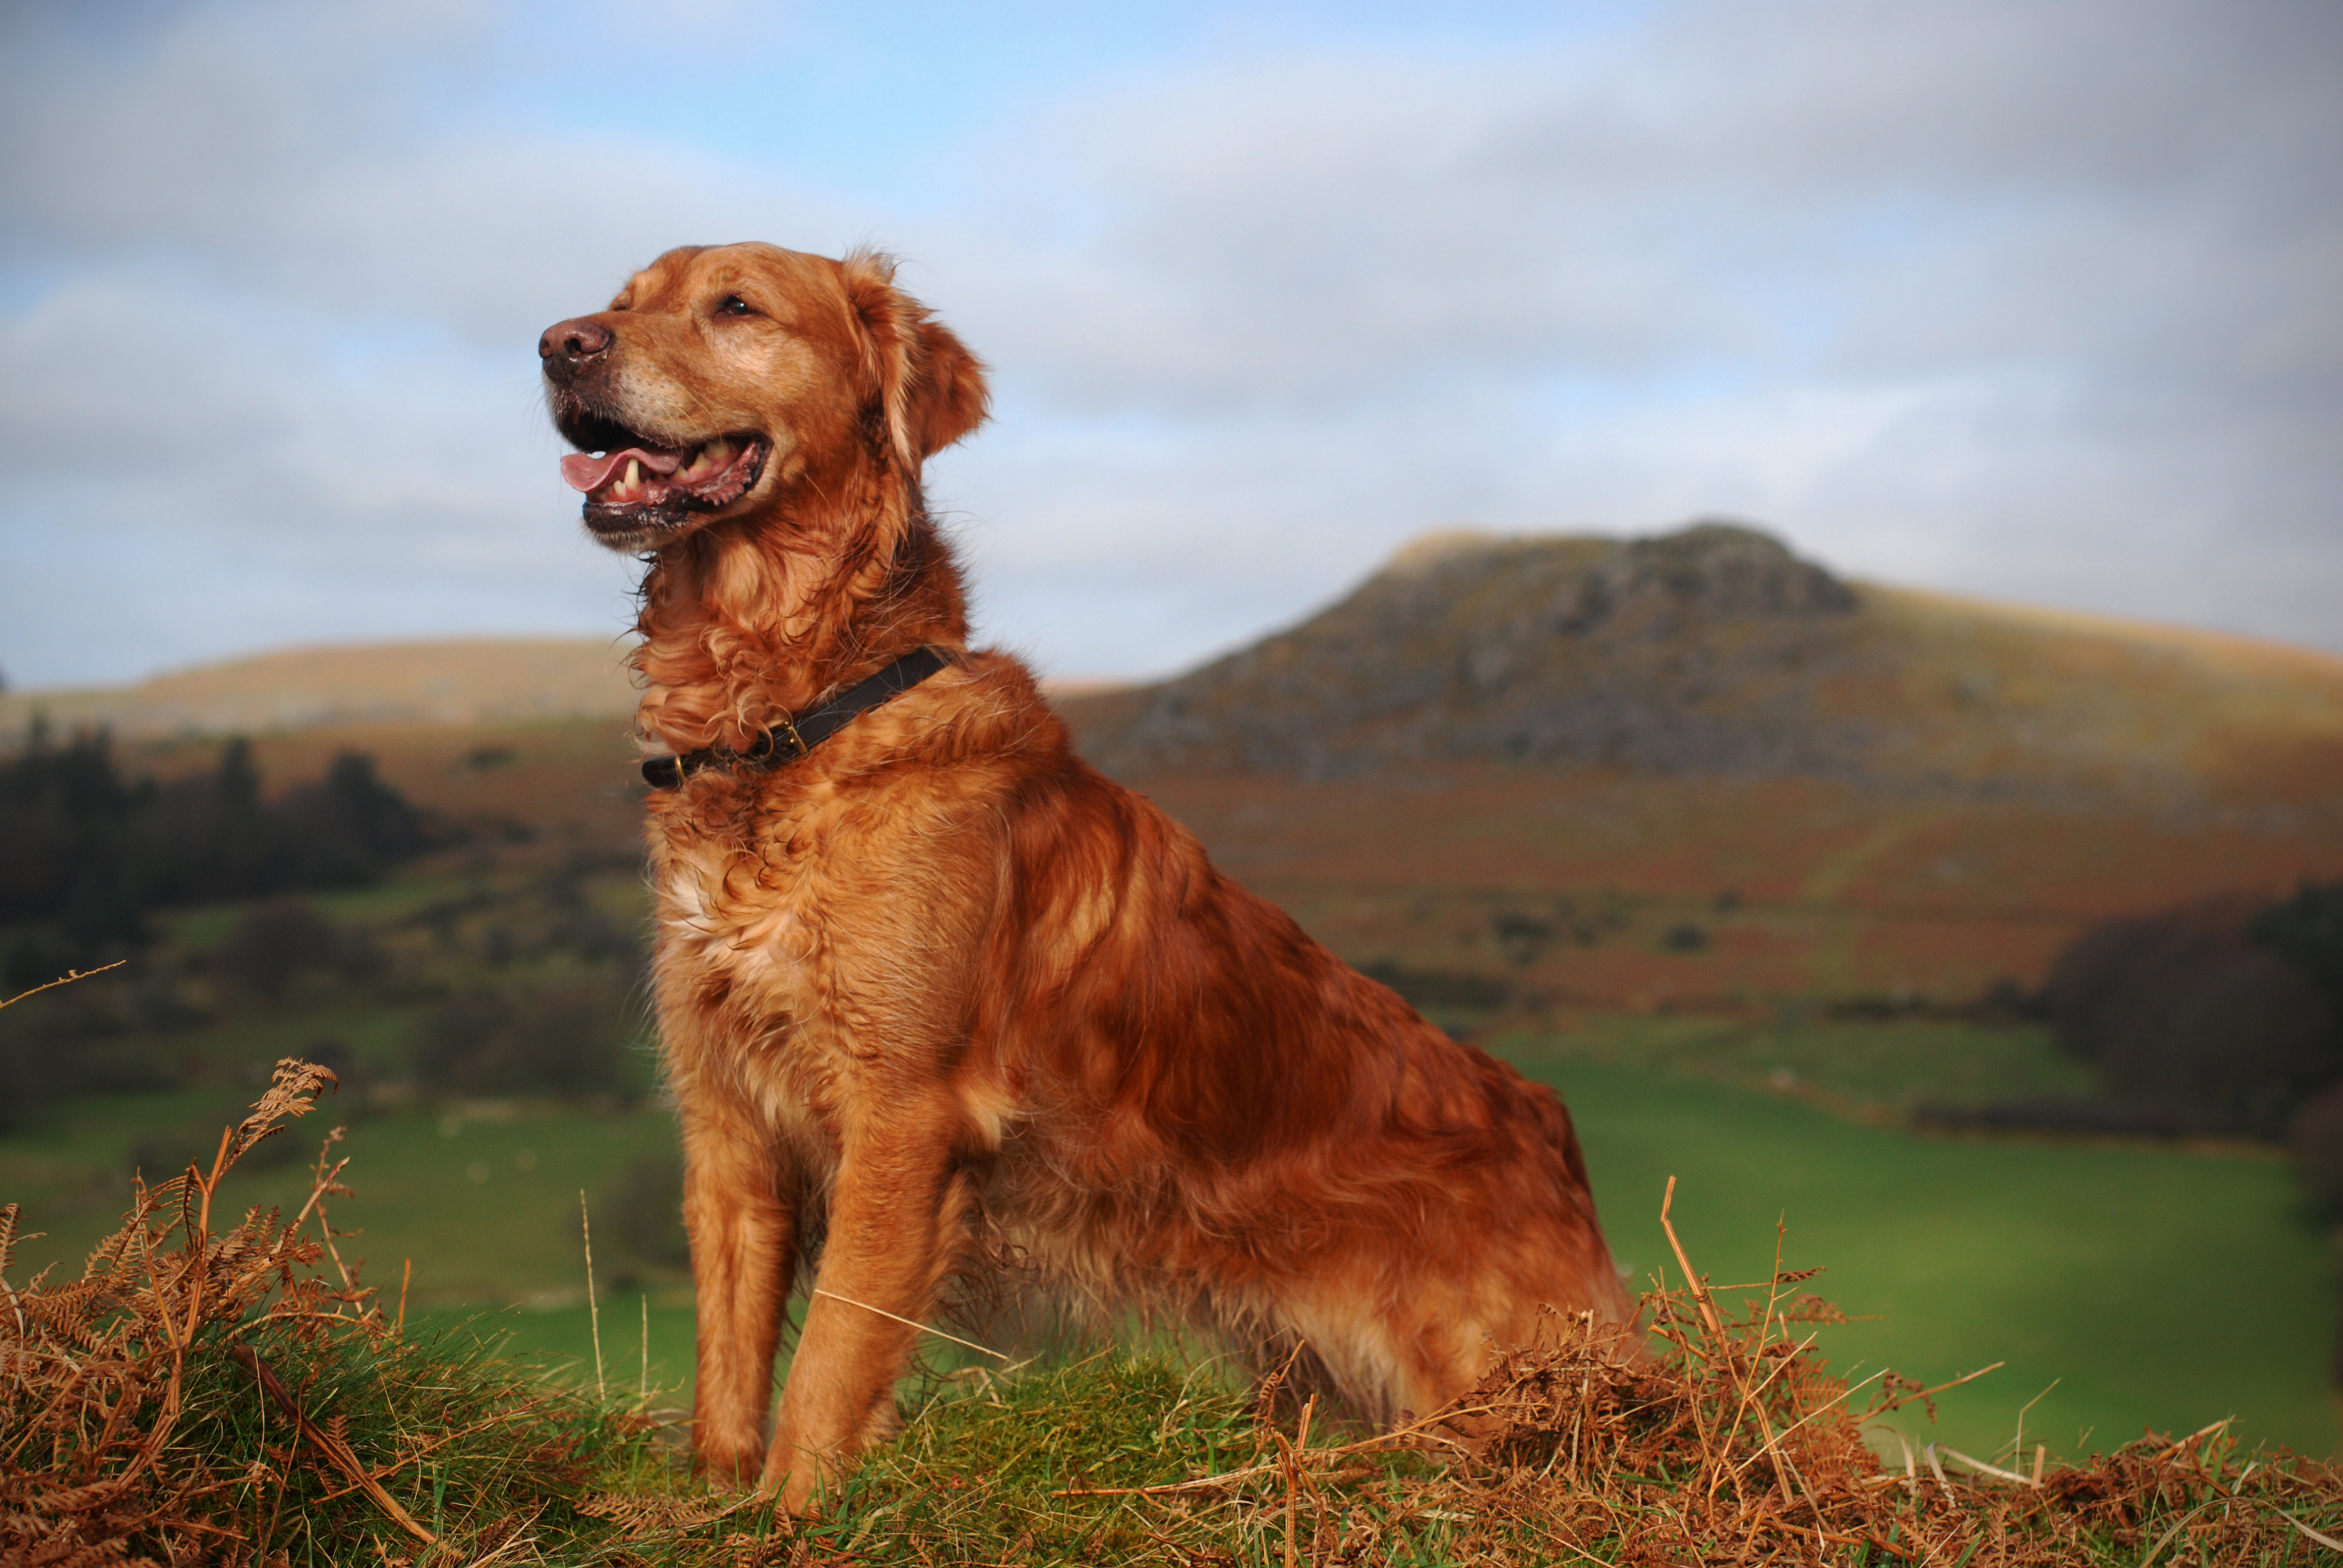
top-left (8, 1015), bottom-right (2333, 1466)
top-left (0, 1094), bottom-right (681, 1307)
top-left (1496, 1011), bottom-right (2103, 1119)
top-left (1526, 1057), bottom-right (2337, 1460)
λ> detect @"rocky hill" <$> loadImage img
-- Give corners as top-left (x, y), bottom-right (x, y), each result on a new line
top-left (1062, 523), bottom-right (2343, 803)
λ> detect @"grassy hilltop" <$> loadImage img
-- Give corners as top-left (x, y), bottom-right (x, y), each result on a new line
top-left (13, 1066), bottom-right (2339, 1564)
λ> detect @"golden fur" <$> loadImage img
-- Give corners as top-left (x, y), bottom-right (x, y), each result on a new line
top-left (537, 242), bottom-right (1634, 1511)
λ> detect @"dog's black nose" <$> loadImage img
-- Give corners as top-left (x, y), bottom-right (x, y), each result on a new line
top-left (539, 318), bottom-right (614, 381)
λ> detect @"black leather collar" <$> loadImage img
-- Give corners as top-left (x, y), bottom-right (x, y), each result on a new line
top-left (640, 646), bottom-right (952, 791)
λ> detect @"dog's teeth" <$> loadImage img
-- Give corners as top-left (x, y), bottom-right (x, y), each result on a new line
top-left (706, 438), bottom-right (734, 467)
top-left (624, 458), bottom-right (642, 492)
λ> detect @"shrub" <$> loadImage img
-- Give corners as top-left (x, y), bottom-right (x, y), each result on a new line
top-left (603, 1154), bottom-right (690, 1282)
top-left (1490, 910), bottom-right (1555, 965)
top-left (2255, 878), bottom-right (2343, 1017)
top-left (1910, 1096), bottom-right (2227, 1140)
top-left (1360, 960), bottom-right (1513, 1011)
top-left (1661, 922), bottom-right (1709, 953)
top-left (2043, 892), bottom-right (2341, 1138)
top-left (208, 897), bottom-right (347, 1002)
top-left (2292, 1081), bottom-right (2343, 1221)
top-left (407, 988), bottom-right (631, 1100)
top-left (0, 964), bottom-right (179, 1131)
top-left (0, 1036), bottom-right (44, 1135)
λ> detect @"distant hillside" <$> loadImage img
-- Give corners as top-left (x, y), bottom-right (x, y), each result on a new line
top-left (1063, 523), bottom-right (2343, 803)
top-left (15, 527), bottom-right (2341, 808)
top-left (0, 639), bottom-right (638, 742)
top-left (0, 639), bottom-right (1131, 747)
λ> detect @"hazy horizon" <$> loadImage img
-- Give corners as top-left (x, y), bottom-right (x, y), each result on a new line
top-left (13, 518), bottom-right (2343, 701)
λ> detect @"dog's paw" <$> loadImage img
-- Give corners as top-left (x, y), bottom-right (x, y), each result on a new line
top-left (761, 1457), bottom-right (833, 1518)
top-left (692, 1441), bottom-right (767, 1492)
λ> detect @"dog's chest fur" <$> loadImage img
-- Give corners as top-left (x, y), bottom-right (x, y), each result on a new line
top-left (655, 766), bottom-right (869, 1119)
top-left (644, 735), bottom-right (1001, 1157)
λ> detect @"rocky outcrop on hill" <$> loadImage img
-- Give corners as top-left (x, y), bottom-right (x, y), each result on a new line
top-left (1075, 523), bottom-right (1893, 779)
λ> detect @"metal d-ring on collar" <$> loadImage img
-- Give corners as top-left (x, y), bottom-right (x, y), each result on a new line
top-left (640, 646), bottom-right (952, 791)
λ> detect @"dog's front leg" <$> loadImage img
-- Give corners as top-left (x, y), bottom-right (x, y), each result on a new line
top-left (762, 1107), bottom-right (966, 1514)
top-left (680, 1097), bottom-right (798, 1485)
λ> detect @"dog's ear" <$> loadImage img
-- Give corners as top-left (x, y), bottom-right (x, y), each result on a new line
top-left (843, 252), bottom-right (991, 469)
top-left (901, 317), bottom-right (989, 462)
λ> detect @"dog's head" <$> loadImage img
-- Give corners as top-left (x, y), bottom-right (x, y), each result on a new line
top-left (540, 243), bottom-right (989, 553)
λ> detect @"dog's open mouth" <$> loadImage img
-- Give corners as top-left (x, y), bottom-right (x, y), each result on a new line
top-left (560, 432), bottom-right (767, 538)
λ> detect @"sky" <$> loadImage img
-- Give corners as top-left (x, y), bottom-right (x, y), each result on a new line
top-left (1, 0), bottom-right (2338, 689)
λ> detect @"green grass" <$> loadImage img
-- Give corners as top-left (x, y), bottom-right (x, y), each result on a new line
top-left (1514, 1055), bottom-right (2340, 1461)
top-left (7, 1018), bottom-right (2335, 1470)
top-left (1508, 1012), bottom-right (2102, 1119)
top-left (417, 1300), bottom-right (704, 1405)
top-left (164, 1316), bottom-right (639, 1562)
top-left (2, 1097), bottom-right (684, 1307)
top-left (336, 1049), bottom-right (2343, 1465)
top-left (147, 861), bottom-right (589, 955)
top-left (117, 997), bottom-right (439, 1079)
top-left (817, 1353), bottom-right (1277, 1559)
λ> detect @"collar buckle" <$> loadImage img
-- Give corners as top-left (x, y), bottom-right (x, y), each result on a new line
top-left (639, 645), bottom-right (950, 791)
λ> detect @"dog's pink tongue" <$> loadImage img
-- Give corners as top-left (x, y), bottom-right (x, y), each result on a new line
top-left (560, 446), bottom-right (686, 493)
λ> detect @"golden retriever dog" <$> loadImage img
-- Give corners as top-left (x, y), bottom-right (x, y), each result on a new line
top-left (539, 243), bottom-right (1635, 1511)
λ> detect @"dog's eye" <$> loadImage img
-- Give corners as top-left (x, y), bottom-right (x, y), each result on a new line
top-left (718, 295), bottom-right (754, 317)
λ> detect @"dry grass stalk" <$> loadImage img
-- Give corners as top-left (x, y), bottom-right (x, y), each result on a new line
top-left (1, 1058), bottom-right (629, 1565)
top-left (2, 1059), bottom-right (359, 1563)
top-left (584, 1189), bottom-right (606, 1402)
top-left (224, 1341), bottom-right (435, 1544)
top-left (1089, 1209), bottom-right (2343, 1567)
top-left (0, 960), bottom-right (126, 1013)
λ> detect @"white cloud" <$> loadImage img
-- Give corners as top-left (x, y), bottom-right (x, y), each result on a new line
top-left (916, 0), bottom-right (2343, 667)
top-left (2, 0), bottom-right (2337, 689)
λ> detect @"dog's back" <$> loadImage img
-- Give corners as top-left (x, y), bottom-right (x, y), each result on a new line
top-left (663, 648), bottom-right (1633, 1420)
top-left (977, 660), bottom-right (1631, 1416)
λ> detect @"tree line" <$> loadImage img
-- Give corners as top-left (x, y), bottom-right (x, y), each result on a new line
top-left (2045, 880), bottom-right (2343, 1143)
top-left (1, 722), bottom-right (430, 990)
top-left (1915, 877), bottom-right (2343, 1213)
